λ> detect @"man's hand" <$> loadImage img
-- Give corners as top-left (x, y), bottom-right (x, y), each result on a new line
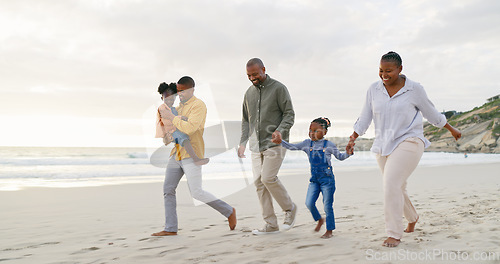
top-left (271, 130), bottom-right (282, 144)
top-left (158, 104), bottom-right (175, 121)
top-left (237, 145), bottom-right (246, 158)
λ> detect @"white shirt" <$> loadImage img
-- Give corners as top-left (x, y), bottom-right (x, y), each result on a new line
top-left (353, 76), bottom-right (446, 156)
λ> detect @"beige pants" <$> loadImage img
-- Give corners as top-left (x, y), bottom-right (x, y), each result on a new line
top-left (251, 146), bottom-right (294, 228)
top-left (376, 137), bottom-right (424, 240)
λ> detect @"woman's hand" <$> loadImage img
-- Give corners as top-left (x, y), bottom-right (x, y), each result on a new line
top-left (444, 123), bottom-right (462, 141)
top-left (346, 132), bottom-right (358, 155)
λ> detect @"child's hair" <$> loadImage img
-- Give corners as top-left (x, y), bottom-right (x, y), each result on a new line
top-left (312, 117), bottom-right (331, 130)
top-left (158, 82), bottom-right (177, 95)
top-left (381, 51), bottom-right (402, 67)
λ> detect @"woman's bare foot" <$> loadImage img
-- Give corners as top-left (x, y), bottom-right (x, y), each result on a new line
top-left (321, 230), bottom-right (333, 239)
top-left (151, 231), bottom-right (177, 236)
top-left (404, 216), bottom-right (419, 233)
top-left (314, 218), bottom-right (324, 232)
top-left (382, 237), bottom-right (400, 247)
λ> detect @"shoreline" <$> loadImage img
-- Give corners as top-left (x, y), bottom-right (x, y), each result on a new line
top-left (1, 163), bottom-right (499, 263)
top-left (1, 158), bottom-right (499, 192)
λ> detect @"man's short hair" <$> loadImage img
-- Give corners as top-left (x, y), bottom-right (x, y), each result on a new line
top-left (177, 76), bottom-right (195, 88)
top-left (246, 58), bottom-right (264, 68)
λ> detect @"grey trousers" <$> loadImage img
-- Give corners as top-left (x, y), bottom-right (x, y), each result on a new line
top-left (251, 146), bottom-right (294, 228)
top-left (163, 156), bottom-right (233, 232)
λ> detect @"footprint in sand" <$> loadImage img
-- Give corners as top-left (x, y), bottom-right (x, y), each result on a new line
top-left (239, 216), bottom-right (256, 220)
top-left (158, 246), bottom-right (188, 257)
top-left (70, 247), bottom-right (100, 255)
top-left (296, 244), bottom-right (323, 249)
top-left (139, 246), bottom-right (165, 251)
top-left (221, 233), bottom-right (238, 237)
top-left (239, 227), bottom-right (254, 232)
top-left (3, 242), bottom-right (61, 252)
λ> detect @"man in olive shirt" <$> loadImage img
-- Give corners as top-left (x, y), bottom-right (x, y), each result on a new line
top-left (238, 58), bottom-right (297, 235)
top-left (152, 76), bottom-right (237, 236)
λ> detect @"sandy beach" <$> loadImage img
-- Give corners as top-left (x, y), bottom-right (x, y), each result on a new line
top-left (1, 162), bottom-right (499, 264)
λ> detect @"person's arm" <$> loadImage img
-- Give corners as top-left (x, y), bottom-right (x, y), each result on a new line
top-left (352, 88), bottom-right (373, 138)
top-left (326, 141), bottom-right (351, 161)
top-left (280, 139), bottom-right (309, 151)
top-left (347, 87), bottom-right (374, 153)
top-left (171, 101), bottom-right (206, 136)
top-left (414, 85), bottom-right (461, 140)
top-left (275, 86), bottom-right (295, 135)
top-left (238, 95), bottom-right (250, 158)
top-left (155, 110), bottom-right (165, 138)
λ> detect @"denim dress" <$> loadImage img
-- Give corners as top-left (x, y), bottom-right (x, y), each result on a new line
top-left (306, 140), bottom-right (336, 231)
top-left (170, 107), bottom-right (189, 146)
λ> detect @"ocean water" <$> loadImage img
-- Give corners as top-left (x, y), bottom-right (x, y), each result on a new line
top-left (1, 146), bottom-right (499, 191)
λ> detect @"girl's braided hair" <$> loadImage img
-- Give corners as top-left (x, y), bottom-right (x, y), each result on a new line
top-left (158, 82), bottom-right (177, 95)
top-left (312, 117), bottom-right (331, 130)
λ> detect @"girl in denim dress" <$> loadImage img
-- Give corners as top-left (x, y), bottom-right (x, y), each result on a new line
top-left (272, 117), bottom-right (353, 238)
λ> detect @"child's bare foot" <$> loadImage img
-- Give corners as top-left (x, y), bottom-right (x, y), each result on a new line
top-left (194, 158), bottom-right (209, 166)
top-left (382, 237), bottom-right (400, 247)
top-left (151, 231), bottom-right (177, 236)
top-left (404, 217), bottom-right (418, 233)
top-left (321, 230), bottom-right (333, 239)
top-left (314, 218), bottom-right (324, 232)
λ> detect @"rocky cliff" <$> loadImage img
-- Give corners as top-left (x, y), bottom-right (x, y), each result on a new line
top-left (424, 97), bottom-right (500, 153)
top-left (329, 97), bottom-right (500, 154)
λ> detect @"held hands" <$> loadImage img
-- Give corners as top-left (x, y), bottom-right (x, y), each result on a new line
top-left (345, 134), bottom-right (356, 155)
top-left (271, 130), bottom-right (282, 144)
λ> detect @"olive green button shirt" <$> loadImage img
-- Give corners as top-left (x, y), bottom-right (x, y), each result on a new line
top-left (240, 75), bottom-right (295, 152)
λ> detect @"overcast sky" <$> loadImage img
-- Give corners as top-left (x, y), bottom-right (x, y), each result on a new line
top-left (1, 0), bottom-right (499, 147)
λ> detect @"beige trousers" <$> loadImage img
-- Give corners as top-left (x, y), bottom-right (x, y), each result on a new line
top-left (251, 146), bottom-right (294, 228)
top-left (376, 137), bottom-right (424, 240)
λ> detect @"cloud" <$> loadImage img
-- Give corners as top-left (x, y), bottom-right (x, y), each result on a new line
top-left (1, 0), bottom-right (499, 146)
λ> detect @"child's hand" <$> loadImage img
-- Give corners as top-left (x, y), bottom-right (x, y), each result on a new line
top-left (163, 133), bottom-right (173, 145)
top-left (346, 145), bottom-right (354, 155)
top-left (271, 131), bottom-right (282, 144)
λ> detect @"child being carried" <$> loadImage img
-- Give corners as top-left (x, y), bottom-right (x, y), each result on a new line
top-left (155, 82), bottom-right (209, 166)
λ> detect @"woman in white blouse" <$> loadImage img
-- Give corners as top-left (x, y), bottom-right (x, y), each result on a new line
top-left (346, 51), bottom-right (461, 247)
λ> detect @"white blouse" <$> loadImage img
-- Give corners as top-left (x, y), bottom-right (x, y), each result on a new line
top-left (353, 76), bottom-right (446, 156)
